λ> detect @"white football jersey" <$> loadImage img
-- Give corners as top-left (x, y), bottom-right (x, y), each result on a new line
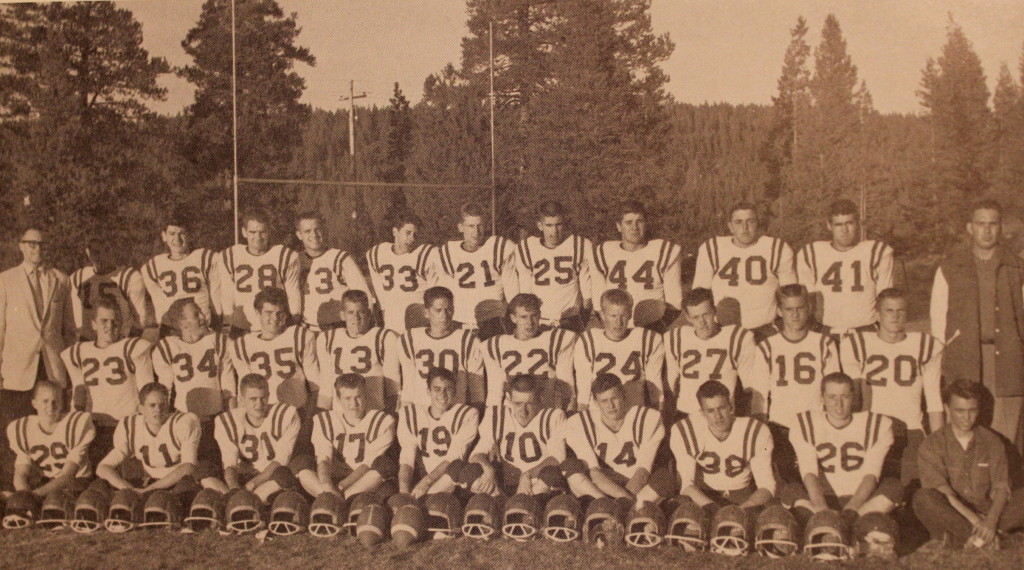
top-left (797, 240), bottom-right (894, 332)
top-left (217, 244), bottom-right (301, 331)
top-left (473, 406), bottom-right (566, 472)
top-left (299, 248), bottom-right (373, 330)
top-left (70, 266), bottom-right (150, 339)
top-left (592, 239), bottom-right (683, 309)
top-left (480, 328), bottom-right (577, 408)
top-left (573, 328), bottom-right (665, 409)
top-left (311, 408), bottom-right (395, 470)
top-left (141, 249), bottom-right (216, 326)
top-left (215, 404), bottom-right (300, 472)
top-left (515, 235), bottom-right (594, 324)
top-left (666, 324), bottom-right (756, 416)
top-left (398, 403), bottom-right (479, 473)
top-left (750, 327), bottom-right (840, 430)
top-left (63, 337), bottom-right (154, 425)
top-left (7, 411), bottom-right (95, 479)
top-left (101, 411), bottom-right (200, 480)
top-left (365, 243), bottom-right (437, 333)
top-left (398, 327), bottom-right (483, 406)
top-left (792, 410), bottom-right (893, 497)
top-left (435, 236), bottom-right (518, 328)
top-left (231, 326), bottom-right (315, 409)
top-left (564, 405), bottom-right (664, 480)
top-left (314, 326), bottom-right (399, 411)
top-left (692, 235), bottom-right (797, 329)
top-left (670, 415), bottom-right (774, 494)
top-left (152, 331), bottom-right (234, 418)
top-left (840, 328), bottom-right (943, 431)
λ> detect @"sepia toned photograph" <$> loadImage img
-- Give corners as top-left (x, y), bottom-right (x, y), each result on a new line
top-left (1, 0), bottom-right (1023, 567)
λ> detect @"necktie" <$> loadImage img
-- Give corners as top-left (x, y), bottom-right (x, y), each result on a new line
top-left (28, 268), bottom-right (44, 319)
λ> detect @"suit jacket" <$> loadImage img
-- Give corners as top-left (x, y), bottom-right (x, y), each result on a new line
top-left (0, 263), bottom-right (76, 390)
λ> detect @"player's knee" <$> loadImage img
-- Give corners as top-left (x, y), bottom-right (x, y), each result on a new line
top-left (777, 482), bottom-right (807, 508)
top-left (560, 458), bottom-right (588, 478)
top-left (446, 460), bottom-right (482, 486)
top-left (193, 460), bottom-right (221, 482)
top-left (911, 487), bottom-right (945, 513)
top-left (270, 466), bottom-right (300, 490)
top-left (647, 466), bottom-right (678, 500)
top-left (876, 477), bottom-right (904, 506)
top-left (370, 454), bottom-right (399, 480)
top-left (86, 478), bottom-right (113, 497)
top-left (288, 454), bottom-right (317, 475)
top-left (537, 465), bottom-right (568, 492)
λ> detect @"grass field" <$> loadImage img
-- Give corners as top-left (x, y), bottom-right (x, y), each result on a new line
top-left (1, 526), bottom-right (1022, 570)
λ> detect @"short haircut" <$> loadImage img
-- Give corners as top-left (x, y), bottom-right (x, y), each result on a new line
top-left (618, 200), bottom-right (646, 220)
top-left (335, 373), bottom-right (366, 392)
top-left (775, 283), bottom-right (809, 306)
top-left (163, 209), bottom-right (192, 232)
top-left (294, 211), bottom-right (324, 230)
top-left (20, 226), bottom-right (44, 240)
top-left (684, 287), bottom-right (715, 310)
top-left (426, 367), bottom-right (456, 389)
top-left (239, 374), bottom-right (269, 395)
top-left (507, 293), bottom-right (542, 316)
top-left (391, 210), bottom-right (422, 231)
top-left (827, 199), bottom-right (859, 221)
top-left (423, 286), bottom-right (453, 307)
top-left (32, 380), bottom-right (63, 399)
top-left (93, 295), bottom-right (122, 318)
top-left (537, 200), bottom-right (567, 220)
top-left (696, 380), bottom-right (731, 405)
top-left (969, 199), bottom-right (1002, 221)
top-left (875, 287), bottom-right (906, 308)
top-left (591, 373), bottom-right (623, 397)
top-left (254, 287), bottom-right (290, 313)
top-left (944, 378), bottom-right (984, 405)
top-left (506, 374), bottom-right (540, 395)
top-left (460, 202), bottom-right (487, 221)
top-left (341, 289), bottom-right (370, 308)
top-left (729, 202), bottom-right (758, 220)
top-left (241, 209), bottom-right (270, 228)
top-left (138, 382), bottom-right (170, 404)
top-left (600, 288), bottom-right (633, 309)
top-left (86, 236), bottom-right (120, 270)
top-left (167, 297), bottom-right (200, 326)
top-left (821, 372), bottom-right (855, 393)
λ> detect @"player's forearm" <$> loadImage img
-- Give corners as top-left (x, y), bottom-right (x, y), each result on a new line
top-left (97, 464), bottom-right (136, 490)
top-left (802, 474), bottom-right (830, 510)
top-left (526, 456), bottom-right (558, 478)
top-left (591, 469), bottom-right (631, 499)
top-left (739, 488), bottom-right (774, 510)
top-left (936, 485), bottom-right (981, 523)
top-left (844, 475), bottom-right (878, 512)
top-left (247, 461), bottom-right (283, 490)
top-left (12, 465), bottom-right (32, 492)
top-left (420, 460), bottom-right (451, 489)
top-left (927, 412), bottom-right (945, 433)
top-left (316, 460), bottom-right (335, 492)
top-left (33, 463), bottom-right (81, 497)
top-left (336, 465), bottom-right (371, 492)
top-left (984, 487), bottom-right (1009, 527)
top-left (146, 463), bottom-right (196, 491)
top-left (625, 468), bottom-right (650, 495)
top-left (398, 464), bottom-right (414, 493)
top-left (224, 466), bottom-right (242, 490)
top-left (681, 484), bottom-right (714, 507)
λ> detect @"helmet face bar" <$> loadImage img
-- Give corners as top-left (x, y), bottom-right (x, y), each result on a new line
top-left (308, 493), bottom-right (346, 538)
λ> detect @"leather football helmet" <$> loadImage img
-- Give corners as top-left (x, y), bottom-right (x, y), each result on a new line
top-left (141, 490), bottom-right (183, 529)
top-left (502, 494), bottom-right (542, 541)
top-left (268, 490), bottom-right (310, 536)
top-left (185, 488), bottom-right (226, 532)
top-left (70, 487), bottom-right (109, 534)
top-left (425, 492), bottom-right (464, 539)
top-left (625, 503), bottom-right (666, 548)
top-left (853, 511), bottom-right (898, 560)
top-left (754, 504), bottom-right (800, 558)
top-left (105, 489), bottom-right (144, 533)
top-left (356, 497), bottom-right (391, 547)
top-left (2, 491), bottom-right (39, 530)
top-left (803, 509), bottom-right (851, 561)
top-left (225, 489), bottom-right (266, 534)
top-left (665, 499), bottom-right (709, 551)
top-left (543, 493), bottom-right (582, 543)
top-left (308, 492), bottom-right (346, 538)
top-left (461, 493), bottom-right (501, 540)
top-left (583, 496), bottom-right (627, 548)
top-left (709, 504), bottom-right (751, 556)
top-left (389, 494), bottom-right (426, 547)
top-left (37, 490), bottom-right (75, 531)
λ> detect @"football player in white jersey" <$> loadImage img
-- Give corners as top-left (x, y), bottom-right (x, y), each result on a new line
top-left (434, 202), bottom-right (517, 339)
top-left (398, 368), bottom-right (480, 498)
top-left (693, 202), bottom-right (796, 329)
top-left (63, 297), bottom-right (154, 468)
top-left (592, 200), bottom-right (683, 331)
top-left (670, 380), bottom-right (775, 512)
top-left (461, 374), bottom-right (569, 497)
top-left (515, 200), bottom-right (594, 332)
top-left (214, 375), bottom-right (302, 501)
top-left (314, 290), bottom-right (400, 412)
top-left (397, 287), bottom-right (484, 407)
top-left (294, 212), bottom-right (373, 332)
top-left (480, 293), bottom-right (576, 409)
top-left (365, 211), bottom-right (438, 333)
top-left (574, 289), bottom-right (664, 410)
top-left (230, 287), bottom-right (315, 410)
top-left (784, 373), bottom-right (900, 524)
top-left (141, 212), bottom-right (217, 334)
top-left (97, 383), bottom-right (221, 495)
top-left (7, 381), bottom-right (95, 497)
top-left (562, 374), bottom-right (671, 505)
top-left (292, 373), bottom-right (397, 499)
top-left (71, 236), bottom-right (154, 341)
top-left (216, 209), bottom-right (302, 333)
top-left (839, 288), bottom-right (944, 484)
top-left (797, 200), bottom-right (895, 333)
top-left (666, 288), bottom-right (757, 418)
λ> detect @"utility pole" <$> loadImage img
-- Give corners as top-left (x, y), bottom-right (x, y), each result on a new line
top-left (340, 80), bottom-right (367, 179)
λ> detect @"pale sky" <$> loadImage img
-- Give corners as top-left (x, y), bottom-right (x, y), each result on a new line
top-left (119, 0), bottom-right (1024, 115)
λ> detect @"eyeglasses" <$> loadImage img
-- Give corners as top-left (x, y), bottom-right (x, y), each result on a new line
top-left (20, 240), bottom-right (45, 247)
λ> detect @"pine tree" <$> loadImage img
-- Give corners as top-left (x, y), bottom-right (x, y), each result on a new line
top-left (762, 16), bottom-right (810, 200)
top-left (991, 62), bottom-right (1023, 209)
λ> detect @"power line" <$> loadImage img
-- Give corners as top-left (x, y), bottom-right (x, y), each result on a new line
top-left (238, 177), bottom-right (491, 190)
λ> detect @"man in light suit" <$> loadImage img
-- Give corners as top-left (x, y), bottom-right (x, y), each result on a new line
top-left (0, 227), bottom-right (76, 490)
